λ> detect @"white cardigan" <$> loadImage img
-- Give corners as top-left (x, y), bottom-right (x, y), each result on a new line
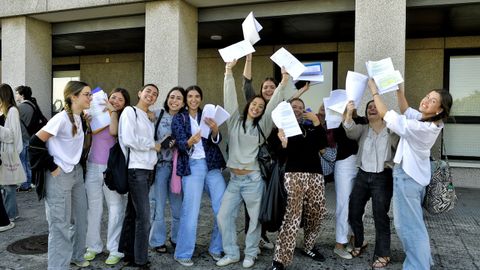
top-left (0, 106), bottom-right (24, 185)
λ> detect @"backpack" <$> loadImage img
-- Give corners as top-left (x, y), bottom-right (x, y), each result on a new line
top-left (21, 101), bottom-right (48, 136)
top-left (103, 106), bottom-right (137, 194)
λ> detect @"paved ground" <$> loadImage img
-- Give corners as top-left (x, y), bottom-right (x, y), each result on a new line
top-left (1, 183), bottom-right (479, 270)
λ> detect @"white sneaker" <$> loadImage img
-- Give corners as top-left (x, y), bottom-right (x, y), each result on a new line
top-left (0, 222), bottom-right (15, 232)
top-left (71, 260), bottom-right (90, 268)
top-left (242, 256), bottom-right (256, 268)
top-left (216, 256), bottom-right (239, 267)
top-left (259, 238), bottom-right (274, 249)
top-left (334, 247), bottom-right (353, 259)
top-left (175, 257), bottom-right (194, 267)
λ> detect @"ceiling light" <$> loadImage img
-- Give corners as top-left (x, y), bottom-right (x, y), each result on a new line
top-left (210, 35), bottom-right (222, 41)
top-left (74, 45), bottom-right (85, 50)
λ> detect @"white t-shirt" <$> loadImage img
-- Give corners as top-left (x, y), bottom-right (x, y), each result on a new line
top-left (384, 107), bottom-right (443, 186)
top-left (189, 114), bottom-right (206, 159)
top-left (43, 110), bottom-right (84, 173)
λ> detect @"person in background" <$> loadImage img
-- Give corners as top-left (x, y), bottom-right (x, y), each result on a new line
top-left (0, 192), bottom-right (15, 232)
top-left (368, 79), bottom-right (452, 270)
top-left (344, 100), bottom-right (399, 268)
top-left (266, 97), bottom-right (328, 270)
top-left (83, 88), bottom-right (130, 265)
top-left (216, 60), bottom-right (288, 268)
top-left (29, 81), bottom-right (92, 269)
top-left (15, 85), bottom-right (37, 192)
top-left (171, 85), bottom-right (226, 267)
top-left (0, 84), bottom-right (24, 222)
top-left (149, 87), bottom-right (185, 254)
top-left (118, 84), bottom-right (160, 268)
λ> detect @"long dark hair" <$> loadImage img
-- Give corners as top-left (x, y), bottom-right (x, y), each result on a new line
top-left (259, 77), bottom-right (278, 100)
top-left (109, 87), bottom-right (130, 116)
top-left (0, 83), bottom-right (17, 115)
top-left (422, 89), bottom-right (453, 123)
top-left (164, 86), bottom-right (186, 113)
top-left (185, 85), bottom-right (203, 111)
top-left (241, 94), bottom-right (266, 133)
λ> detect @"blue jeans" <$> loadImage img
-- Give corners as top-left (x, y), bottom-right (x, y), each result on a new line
top-left (149, 162), bottom-right (182, 247)
top-left (1, 185), bottom-right (18, 219)
top-left (19, 143), bottom-right (32, 189)
top-left (217, 171), bottom-right (264, 259)
top-left (174, 158), bottom-right (226, 260)
top-left (119, 169), bottom-right (152, 265)
top-left (393, 165), bottom-right (432, 270)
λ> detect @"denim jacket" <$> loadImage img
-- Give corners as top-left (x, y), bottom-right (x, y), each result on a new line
top-left (171, 109), bottom-right (226, 176)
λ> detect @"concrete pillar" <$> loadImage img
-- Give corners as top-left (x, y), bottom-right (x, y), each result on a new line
top-left (1, 17), bottom-right (52, 117)
top-left (144, 0), bottom-right (198, 107)
top-left (354, 0), bottom-right (406, 111)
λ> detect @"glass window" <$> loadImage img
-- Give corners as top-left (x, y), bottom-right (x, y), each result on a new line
top-left (52, 70), bottom-right (80, 115)
top-left (445, 50), bottom-right (480, 160)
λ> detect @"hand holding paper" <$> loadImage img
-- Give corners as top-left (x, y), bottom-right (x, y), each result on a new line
top-left (365, 57), bottom-right (404, 94)
top-left (218, 40), bottom-right (255, 63)
top-left (270, 47), bottom-right (306, 80)
top-left (86, 87), bottom-right (111, 131)
top-left (199, 104), bottom-right (231, 138)
top-left (271, 101), bottom-right (302, 137)
top-left (345, 71), bottom-right (368, 109)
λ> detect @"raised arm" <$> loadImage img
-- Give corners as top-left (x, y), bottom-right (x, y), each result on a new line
top-left (342, 100), bottom-right (363, 140)
top-left (242, 54), bottom-right (255, 102)
top-left (396, 84), bottom-right (409, 114)
top-left (368, 78), bottom-right (388, 118)
top-left (224, 60), bottom-right (239, 116)
top-left (288, 81), bottom-right (310, 101)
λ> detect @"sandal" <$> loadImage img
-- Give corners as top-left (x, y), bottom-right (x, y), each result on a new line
top-left (154, 244), bottom-right (167, 253)
top-left (372, 256), bottom-right (390, 269)
top-left (350, 242), bottom-right (368, 257)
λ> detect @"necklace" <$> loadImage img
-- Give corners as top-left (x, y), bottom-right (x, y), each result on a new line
top-left (300, 125), bottom-right (307, 138)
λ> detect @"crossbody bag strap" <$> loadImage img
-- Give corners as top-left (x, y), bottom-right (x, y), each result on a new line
top-left (257, 124), bottom-right (267, 143)
top-left (440, 129), bottom-right (452, 180)
top-left (154, 109), bottom-right (165, 141)
top-left (126, 106), bottom-right (138, 166)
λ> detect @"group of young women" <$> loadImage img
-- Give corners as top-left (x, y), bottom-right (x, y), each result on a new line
top-left (0, 49), bottom-right (452, 270)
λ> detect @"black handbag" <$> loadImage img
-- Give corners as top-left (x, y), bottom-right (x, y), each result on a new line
top-left (259, 162), bottom-right (287, 232)
top-left (257, 125), bottom-right (274, 180)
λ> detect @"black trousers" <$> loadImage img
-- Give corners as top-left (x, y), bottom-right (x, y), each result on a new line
top-left (349, 168), bottom-right (393, 257)
top-left (0, 191), bottom-right (10, 226)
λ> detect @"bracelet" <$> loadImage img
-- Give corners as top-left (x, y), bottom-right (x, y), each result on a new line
top-left (373, 92), bottom-right (379, 97)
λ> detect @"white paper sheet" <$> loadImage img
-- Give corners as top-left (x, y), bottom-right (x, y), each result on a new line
top-left (297, 63), bottom-right (324, 82)
top-left (218, 40), bottom-right (256, 63)
top-left (323, 97), bottom-right (343, 129)
top-left (372, 70), bottom-right (404, 94)
top-left (271, 101), bottom-right (301, 137)
top-left (366, 57), bottom-right (395, 77)
top-left (326, 89), bottom-right (348, 114)
top-left (242, 11), bottom-right (263, 45)
top-left (199, 104), bottom-right (231, 138)
top-left (345, 71), bottom-right (368, 108)
top-left (270, 47), bottom-right (307, 80)
top-left (86, 87), bottom-right (111, 131)
top-left (365, 57), bottom-right (403, 94)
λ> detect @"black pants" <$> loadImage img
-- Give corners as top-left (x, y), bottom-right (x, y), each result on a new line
top-left (349, 168), bottom-right (393, 257)
top-left (119, 169), bottom-right (153, 265)
top-left (0, 192), bottom-right (10, 226)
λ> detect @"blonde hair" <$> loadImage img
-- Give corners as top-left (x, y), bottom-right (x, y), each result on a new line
top-left (63, 81), bottom-right (89, 136)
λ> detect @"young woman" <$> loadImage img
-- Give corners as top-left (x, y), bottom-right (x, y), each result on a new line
top-left (266, 98), bottom-right (328, 270)
top-left (171, 85), bottom-right (226, 267)
top-left (367, 79), bottom-right (452, 269)
top-left (0, 84), bottom-right (24, 222)
top-left (118, 84), bottom-right (160, 268)
top-left (15, 85), bottom-right (37, 192)
top-left (216, 60), bottom-right (288, 269)
top-left (30, 81), bottom-right (92, 269)
top-left (149, 86), bottom-right (185, 253)
top-left (344, 100), bottom-right (399, 268)
top-left (83, 88), bottom-right (130, 265)
top-left (242, 53), bottom-right (308, 250)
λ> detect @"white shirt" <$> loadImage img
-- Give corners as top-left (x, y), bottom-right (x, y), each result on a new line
top-left (384, 107), bottom-right (443, 186)
top-left (189, 114), bottom-right (206, 159)
top-left (119, 106), bottom-right (158, 170)
top-left (42, 111), bottom-right (84, 173)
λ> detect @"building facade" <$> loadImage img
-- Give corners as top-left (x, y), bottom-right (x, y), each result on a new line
top-left (1, 0), bottom-right (479, 187)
